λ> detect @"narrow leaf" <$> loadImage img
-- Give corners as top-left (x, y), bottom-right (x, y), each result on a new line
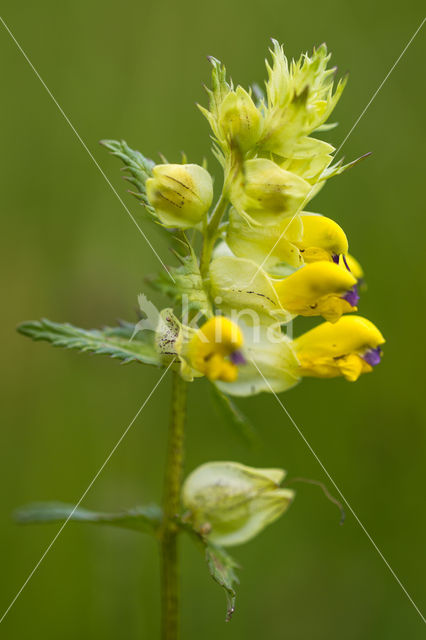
top-left (15, 502), bottom-right (163, 535)
top-left (17, 318), bottom-right (161, 367)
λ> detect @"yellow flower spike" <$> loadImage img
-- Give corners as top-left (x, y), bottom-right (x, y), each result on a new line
top-left (296, 214), bottom-right (348, 263)
top-left (188, 317), bottom-right (244, 383)
top-left (294, 315), bottom-right (385, 381)
top-left (146, 163), bottom-right (213, 229)
top-left (273, 261), bottom-right (358, 323)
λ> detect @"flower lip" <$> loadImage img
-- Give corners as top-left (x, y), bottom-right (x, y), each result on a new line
top-left (230, 350), bottom-right (246, 366)
top-left (343, 285), bottom-right (360, 307)
top-left (362, 347), bottom-right (382, 366)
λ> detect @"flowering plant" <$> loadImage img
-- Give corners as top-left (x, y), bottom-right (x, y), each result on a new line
top-left (17, 41), bottom-right (384, 638)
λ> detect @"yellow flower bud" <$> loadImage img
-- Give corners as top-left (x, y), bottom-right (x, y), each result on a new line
top-left (182, 461), bottom-right (294, 546)
top-left (146, 163), bottom-right (213, 229)
top-left (188, 317), bottom-right (244, 383)
top-left (294, 315), bottom-right (385, 381)
top-left (218, 86), bottom-right (263, 151)
top-left (273, 261), bottom-right (358, 323)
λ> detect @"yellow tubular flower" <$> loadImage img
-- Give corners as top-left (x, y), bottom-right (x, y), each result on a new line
top-left (296, 214), bottom-right (348, 263)
top-left (226, 211), bottom-right (348, 273)
top-left (188, 317), bottom-right (244, 383)
top-left (273, 262), bottom-right (358, 323)
top-left (294, 315), bottom-right (385, 381)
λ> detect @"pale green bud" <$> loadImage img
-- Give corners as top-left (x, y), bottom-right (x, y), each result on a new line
top-left (182, 461), bottom-right (295, 546)
top-left (230, 158), bottom-right (311, 224)
top-left (146, 163), bottom-right (213, 229)
top-left (217, 86), bottom-right (263, 152)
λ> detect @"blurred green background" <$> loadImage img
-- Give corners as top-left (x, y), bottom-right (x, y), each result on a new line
top-left (1, 1), bottom-right (425, 638)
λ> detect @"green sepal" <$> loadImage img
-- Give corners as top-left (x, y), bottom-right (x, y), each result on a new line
top-left (147, 244), bottom-right (212, 318)
top-left (209, 383), bottom-right (257, 446)
top-left (15, 502), bottom-right (163, 535)
top-left (100, 139), bottom-right (156, 214)
top-left (17, 318), bottom-right (161, 367)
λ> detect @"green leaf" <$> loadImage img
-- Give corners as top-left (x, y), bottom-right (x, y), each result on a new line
top-left (100, 139), bottom-right (156, 213)
top-left (17, 318), bottom-right (161, 367)
top-left (209, 384), bottom-right (258, 446)
top-left (15, 502), bottom-right (163, 535)
top-left (205, 542), bottom-right (240, 621)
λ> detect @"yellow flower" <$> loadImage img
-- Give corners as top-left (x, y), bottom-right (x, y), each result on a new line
top-left (146, 163), bottom-right (213, 229)
top-left (188, 317), bottom-right (244, 383)
top-left (295, 214), bottom-right (348, 263)
top-left (273, 261), bottom-right (358, 322)
top-left (294, 315), bottom-right (385, 381)
top-left (226, 211), bottom-right (348, 272)
top-left (339, 253), bottom-right (364, 281)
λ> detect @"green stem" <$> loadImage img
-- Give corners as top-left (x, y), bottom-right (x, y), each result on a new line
top-left (160, 371), bottom-right (187, 640)
top-left (200, 192), bottom-right (228, 279)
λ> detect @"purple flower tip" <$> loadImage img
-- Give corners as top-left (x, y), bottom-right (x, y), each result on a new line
top-left (332, 254), bottom-right (340, 264)
top-left (343, 285), bottom-right (360, 307)
top-left (362, 347), bottom-right (382, 367)
top-left (230, 350), bottom-right (246, 366)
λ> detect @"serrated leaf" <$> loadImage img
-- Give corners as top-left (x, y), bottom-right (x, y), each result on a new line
top-left (205, 542), bottom-right (240, 621)
top-left (210, 383), bottom-right (257, 446)
top-left (15, 502), bottom-right (163, 535)
top-left (100, 139), bottom-right (156, 213)
top-left (17, 318), bottom-right (161, 367)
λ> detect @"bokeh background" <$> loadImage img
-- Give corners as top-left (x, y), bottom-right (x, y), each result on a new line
top-left (1, 1), bottom-right (425, 638)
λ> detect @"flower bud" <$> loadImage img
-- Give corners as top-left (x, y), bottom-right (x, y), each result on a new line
top-left (230, 158), bottom-right (311, 224)
top-left (218, 86), bottom-right (263, 151)
top-left (146, 163), bottom-right (213, 229)
top-left (182, 461), bottom-right (295, 546)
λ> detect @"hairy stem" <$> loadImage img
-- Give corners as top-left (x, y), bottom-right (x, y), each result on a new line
top-left (200, 192), bottom-right (228, 279)
top-left (160, 371), bottom-right (187, 640)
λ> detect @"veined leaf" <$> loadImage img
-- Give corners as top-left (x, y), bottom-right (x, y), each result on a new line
top-left (17, 318), bottom-right (161, 366)
top-left (205, 542), bottom-right (240, 621)
top-left (210, 384), bottom-right (257, 446)
top-left (15, 502), bottom-right (163, 535)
